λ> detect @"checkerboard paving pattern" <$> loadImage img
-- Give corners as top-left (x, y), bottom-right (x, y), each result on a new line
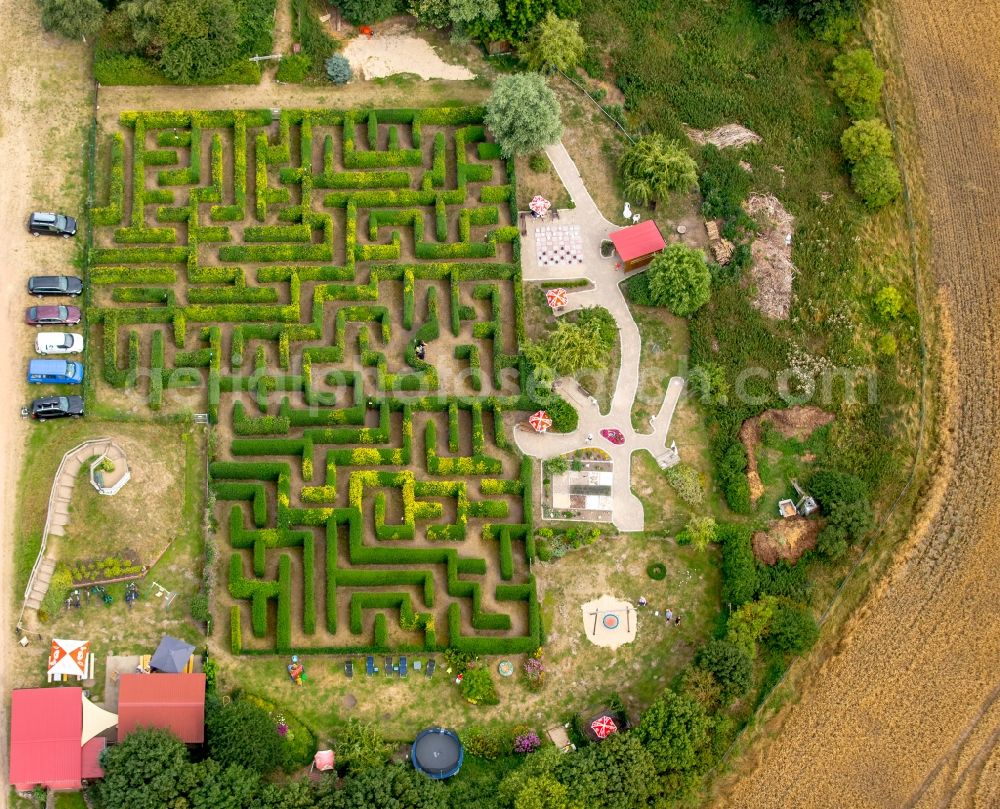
top-left (534, 224), bottom-right (583, 266)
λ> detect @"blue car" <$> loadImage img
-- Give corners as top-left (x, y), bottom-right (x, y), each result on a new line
top-left (27, 359), bottom-right (84, 385)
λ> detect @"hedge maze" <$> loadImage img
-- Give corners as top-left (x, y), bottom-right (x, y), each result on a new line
top-left (89, 107), bottom-right (546, 655)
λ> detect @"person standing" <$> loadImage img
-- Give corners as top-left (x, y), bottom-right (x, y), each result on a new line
top-left (665, 608), bottom-right (673, 623)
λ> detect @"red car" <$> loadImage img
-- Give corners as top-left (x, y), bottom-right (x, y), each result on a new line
top-left (25, 305), bottom-right (82, 326)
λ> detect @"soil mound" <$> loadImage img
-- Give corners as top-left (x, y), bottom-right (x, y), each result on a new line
top-left (752, 517), bottom-right (819, 565)
top-left (685, 123), bottom-right (762, 149)
top-left (743, 194), bottom-right (796, 320)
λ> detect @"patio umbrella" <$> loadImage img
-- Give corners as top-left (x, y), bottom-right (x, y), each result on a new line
top-left (528, 410), bottom-right (552, 433)
top-left (48, 639), bottom-right (91, 679)
top-left (313, 750), bottom-right (335, 772)
top-left (149, 635), bottom-right (196, 673)
top-left (545, 288), bottom-right (568, 309)
top-left (590, 715), bottom-right (618, 739)
top-left (529, 195), bottom-right (551, 217)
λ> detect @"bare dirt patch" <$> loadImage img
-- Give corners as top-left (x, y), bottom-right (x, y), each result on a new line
top-left (343, 34), bottom-right (475, 81)
top-left (752, 516), bottom-right (820, 565)
top-left (685, 123), bottom-right (762, 149)
top-left (744, 193), bottom-right (797, 320)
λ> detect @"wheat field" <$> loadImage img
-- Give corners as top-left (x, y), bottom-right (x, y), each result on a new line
top-left (715, 1), bottom-right (1000, 806)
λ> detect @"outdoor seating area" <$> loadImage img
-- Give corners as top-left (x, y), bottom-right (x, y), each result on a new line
top-left (347, 656), bottom-right (437, 679)
top-left (47, 638), bottom-right (95, 683)
top-left (534, 224), bottom-right (584, 266)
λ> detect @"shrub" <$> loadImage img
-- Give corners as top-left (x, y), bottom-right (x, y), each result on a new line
top-left (206, 698), bottom-right (283, 775)
top-left (335, 719), bottom-right (392, 773)
top-left (276, 54), bottom-right (312, 82)
top-left (230, 606), bottom-right (242, 652)
top-left (664, 462), bottom-right (704, 505)
top-left (463, 725), bottom-right (511, 759)
top-left (830, 48), bottom-right (884, 119)
top-left (337, 0), bottom-right (400, 25)
top-left (766, 601), bottom-right (819, 654)
top-left (876, 332), bottom-right (897, 356)
top-left (875, 285), bottom-right (903, 321)
top-left (719, 524), bottom-right (757, 608)
top-left (647, 562), bottom-right (667, 580)
top-left (461, 664), bottom-right (500, 705)
top-left (646, 244), bottom-right (711, 316)
top-left (695, 638), bottom-right (753, 703)
top-left (325, 54), bottom-right (352, 84)
top-left (39, 0), bottom-right (105, 39)
top-left (699, 144), bottom-right (752, 221)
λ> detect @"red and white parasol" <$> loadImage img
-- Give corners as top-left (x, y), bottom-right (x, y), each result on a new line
top-left (528, 410), bottom-right (553, 433)
top-left (529, 196), bottom-right (551, 217)
top-left (545, 288), bottom-right (568, 309)
top-left (590, 715), bottom-right (618, 739)
top-left (48, 638), bottom-right (91, 679)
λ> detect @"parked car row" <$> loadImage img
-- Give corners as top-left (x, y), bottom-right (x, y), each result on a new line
top-left (25, 212), bottom-right (85, 419)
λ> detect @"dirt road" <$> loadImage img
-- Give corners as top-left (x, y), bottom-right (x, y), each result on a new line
top-left (0, 1), bottom-right (93, 801)
top-left (716, 2), bottom-right (1000, 806)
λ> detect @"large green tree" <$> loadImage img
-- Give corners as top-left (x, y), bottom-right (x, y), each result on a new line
top-left (695, 638), bottom-right (754, 703)
top-left (635, 690), bottom-right (710, 800)
top-left (521, 12), bottom-right (585, 74)
top-left (37, 0), bottom-right (106, 39)
top-left (620, 135), bottom-right (699, 207)
top-left (206, 699), bottom-right (283, 775)
top-left (485, 73), bottom-right (563, 158)
top-left (556, 734), bottom-right (657, 808)
top-left (523, 318), bottom-right (608, 377)
top-left (645, 244), bottom-right (711, 316)
top-left (156, 0), bottom-right (240, 82)
top-left (830, 48), bottom-right (884, 119)
top-left (318, 763), bottom-right (445, 808)
top-left (97, 729), bottom-right (194, 809)
top-left (338, 0), bottom-right (401, 25)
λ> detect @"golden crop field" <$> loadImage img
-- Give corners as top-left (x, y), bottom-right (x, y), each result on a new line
top-left (714, 1), bottom-right (1000, 807)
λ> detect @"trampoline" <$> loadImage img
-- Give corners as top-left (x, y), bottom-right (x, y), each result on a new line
top-left (411, 727), bottom-right (463, 779)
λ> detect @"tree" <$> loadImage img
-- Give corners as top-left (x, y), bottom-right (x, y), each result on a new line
top-left (207, 699), bottom-right (283, 775)
top-left (851, 154), bottom-right (902, 211)
top-left (338, 0), bottom-right (400, 26)
top-left (485, 73), bottom-right (563, 159)
top-left (37, 0), bottom-right (106, 39)
top-left (684, 515), bottom-right (717, 551)
top-left (321, 763), bottom-right (446, 809)
top-left (334, 719), bottom-right (392, 773)
top-left (185, 758), bottom-right (261, 809)
top-left (122, 0), bottom-right (168, 53)
top-left (97, 728), bottom-right (194, 809)
top-left (448, 0), bottom-right (499, 30)
top-left (808, 469), bottom-right (873, 541)
top-left (521, 12), bottom-right (585, 74)
top-left (156, 0), bottom-right (240, 82)
top-left (556, 734), bottom-right (657, 808)
top-left (635, 690), bottom-right (710, 799)
top-left (620, 135), bottom-right (698, 206)
top-left (695, 638), bottom-right (753, 703)
top-left (840, 119), bottom-right (893, 163)
top-left (664, 463), bottom-right (704, 505)
top-left (830, 48), bottom-right (884, 119)
top-left (325, 54), bottom-right (352, 84)
top-left (645, 245), bottom-right (711, 316)
top-left (725, 595), bottom-right (778, 656)
top-left (766, 601), bottom-right (819, 653)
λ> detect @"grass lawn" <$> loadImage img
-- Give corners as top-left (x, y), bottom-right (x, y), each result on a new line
top-left (11, 421), bottom-right (205, 698)
top-left (53, 792), bottom-right (87, 809)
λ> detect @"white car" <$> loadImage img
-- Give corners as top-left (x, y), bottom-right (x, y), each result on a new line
top-left (35, 332), bottom-right (83, 355)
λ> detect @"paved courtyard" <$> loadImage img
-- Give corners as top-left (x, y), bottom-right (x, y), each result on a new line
top-left (515, 143), bottom-right (685, 532)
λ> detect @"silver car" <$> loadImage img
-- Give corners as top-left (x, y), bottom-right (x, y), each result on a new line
top-left (35, 332), bottom-right (83, 355)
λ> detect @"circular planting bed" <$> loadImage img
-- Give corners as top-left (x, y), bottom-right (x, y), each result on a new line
top-left (647, 562), bottom-right (667, 580)
top-left (411, 727), bottom-right (463, 779)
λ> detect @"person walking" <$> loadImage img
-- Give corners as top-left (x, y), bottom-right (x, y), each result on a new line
top-left (665, 608), bottom-right (673, 623)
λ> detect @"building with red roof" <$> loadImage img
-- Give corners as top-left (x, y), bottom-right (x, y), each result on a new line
top-left (9, 687), bottom-right (116, 792)
top-left (609, 220), bottom-right (666, 271)
top-left (116, 673), bottom-right (206, 744)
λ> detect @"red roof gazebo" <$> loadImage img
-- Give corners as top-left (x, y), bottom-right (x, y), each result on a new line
top-left (117, 673), bottom-right (206, 744)
top-left (609, 220), bottom-right (666, 271)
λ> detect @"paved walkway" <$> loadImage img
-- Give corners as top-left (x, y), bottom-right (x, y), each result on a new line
top-left (515, 143), bottom-right (684, 532)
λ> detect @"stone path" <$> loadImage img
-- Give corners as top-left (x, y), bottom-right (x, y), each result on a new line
top-left (514, 143), bottom-right (684, 532)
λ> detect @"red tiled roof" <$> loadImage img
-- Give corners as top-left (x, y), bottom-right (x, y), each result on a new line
top-left (81, 737), bottom-right (106, 780)
top-left (117, 673), bottom-right (206, 743)
top-left (609, 220), bottom-right (666, 262)
top-left (9, 688), bottom-right (83, 791)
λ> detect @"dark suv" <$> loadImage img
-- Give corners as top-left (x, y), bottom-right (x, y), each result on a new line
top-left (27, 276), bottom-right (83, 297)
top-left (27, 212), bottom-right (77, 238)
top-left (30, 395), bottom-right (84, 420)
